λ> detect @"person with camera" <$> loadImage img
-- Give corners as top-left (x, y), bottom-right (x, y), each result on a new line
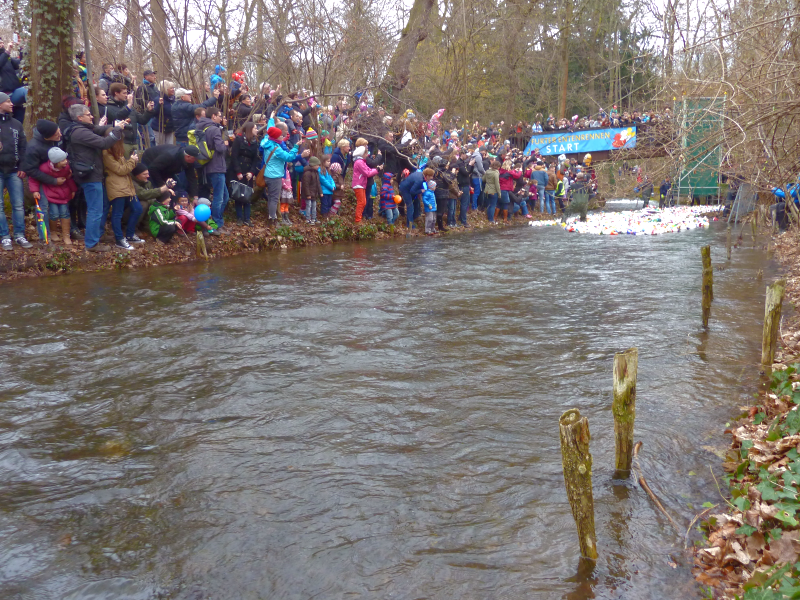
top-left (0, 38), bottom-right (25, 123)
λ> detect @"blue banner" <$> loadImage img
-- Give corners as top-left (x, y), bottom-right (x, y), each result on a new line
top-left (523, 127), bottom-right (637, 156)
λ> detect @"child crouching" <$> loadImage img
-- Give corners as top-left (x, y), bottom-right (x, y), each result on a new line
top-left (148, 191), bottom-right (181, 244)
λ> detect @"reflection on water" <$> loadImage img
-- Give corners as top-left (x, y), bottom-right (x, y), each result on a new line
top-left (0, 211), bottom-right (774, 599)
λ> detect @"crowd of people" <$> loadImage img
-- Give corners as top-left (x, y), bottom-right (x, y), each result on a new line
top-left (0, 57), bottom-right (662, 252)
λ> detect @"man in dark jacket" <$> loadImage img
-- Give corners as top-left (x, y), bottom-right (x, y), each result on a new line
top-left (67, 103), bottom-right (123, 252)
top-left (154, 82), bottom-right (176, 145)
top-left (107, 82), bottom-right (156, 154)
top-left (0, 92), bottom-right (28, 250)
top-left (135, 70), bottom-right (160, 146)
top-left (20, 119), bottom-right (63, 239)
top-left (172, 87), bottom-right (221, 144)
top-left (0, 40), bottom-right (25, 123)
top-left (97, 63), bottom-right (115, 93)
top-left (199, 108), bottom-right (231, 230)
top-left (141, 144), bottom-right (200, 199)
top-left (398, 168), bottom-right (428, 228)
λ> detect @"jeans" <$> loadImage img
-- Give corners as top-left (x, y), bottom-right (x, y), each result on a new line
top-left (111, 196), bottom-right (143, 241)
top-left (208, 172), bottom-right (230, 227)
top-left (485, 193), bottom-right (498, 221)
top-left (235, 200), bottom-right (251, 222)
top-left (305, 199), bottom-right (317, 222)
top-left (499, 190), bottom-right (510, 208)
top-left (471, 177), bottom-right (481, 209)
top-left (384, 207), bottom-right (399, 224)
top-left (447, 198), bottom-right (457, 226)
top-left (82, 181), bottom-right (106, 248)
top-left (0, 172), bottom-right (24, 240)
top-left (544, 190), bottom-right (556, 214)
top-left (49, 202), bottom-right (69, 220)
top-left (321, 193), bottom-right (332, 215)
top-left (537, 185), bottom-right (546, 212)
top-left (401, 190), bottom-right (418, 226)
top-left (459, 185), bottom-right (470, 224)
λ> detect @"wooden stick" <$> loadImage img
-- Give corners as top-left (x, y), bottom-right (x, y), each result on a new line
top-left (559, 409), bottom-right (598, 561)
top-left (761, 279), bottom-right (786, 367)
top-left (196, 230), bottom-right (208, 259)
top-left (701, 245), bottom-right (713, 327)
top-left (726, 224), bottom-right (732, 260)
top-left (632, 442), bottom-right (683, 534)
top-left (613, 348), bottom-right (638, 476)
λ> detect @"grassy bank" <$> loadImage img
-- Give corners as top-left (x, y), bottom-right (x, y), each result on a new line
top-left (0, 199), bottom-right (553, 282)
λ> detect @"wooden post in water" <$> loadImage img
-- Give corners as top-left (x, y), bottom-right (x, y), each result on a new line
top-left (559, 409), bottom-right (598, 561)
top-left (613, 348), bottom-right (638, 477)
top-left (725, 225), bottom-right (732, 260)
top-left (761, 279), bottom-right (787, 367)
top-left (701, 245), bottom-right (713, 327)
top-left (751, 219), bottom-right (757, 243)
top-left (196, 230), bottom-right (209, 259)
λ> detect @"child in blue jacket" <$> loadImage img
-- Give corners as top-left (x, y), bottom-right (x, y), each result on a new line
top-left (423, 180), bottom-right (437, 234)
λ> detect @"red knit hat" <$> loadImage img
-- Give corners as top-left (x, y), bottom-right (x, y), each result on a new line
top-left (267, 126), bottom-right (282, 140)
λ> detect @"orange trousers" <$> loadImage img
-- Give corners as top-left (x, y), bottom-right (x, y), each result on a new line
top-left (354, 188), bottom-right (366, 222)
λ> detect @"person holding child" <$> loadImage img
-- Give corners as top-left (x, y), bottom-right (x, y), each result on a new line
top-left (27, 147), bottom-right (77, 246)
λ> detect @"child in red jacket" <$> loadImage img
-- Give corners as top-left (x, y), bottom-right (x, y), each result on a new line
top-left (28, 147), bottom-right (77, 245)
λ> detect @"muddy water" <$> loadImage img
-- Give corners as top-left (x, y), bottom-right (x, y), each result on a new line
top-left (0, 207), bottom-right (775, 599)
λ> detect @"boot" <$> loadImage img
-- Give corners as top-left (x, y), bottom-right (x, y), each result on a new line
top-left (502, 209), bottom-right (509, 223)
top-left (282, 212), bottom-right (292, 225)
top-left (61, 219), bottom-right (72, 246)
top-left (47, 221), bottom-right (60, 242)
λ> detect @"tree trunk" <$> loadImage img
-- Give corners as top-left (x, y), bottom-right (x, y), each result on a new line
top-left (379, 0), bottom-right (437, 110)
top-left (27, 0), bottom-right (75, 133)
top-left (558, 0), bottom-right (571, 120)
top-left (150, 0), bottom-right (169, 77)
top-left (78, 0), bottom-right (99, 119)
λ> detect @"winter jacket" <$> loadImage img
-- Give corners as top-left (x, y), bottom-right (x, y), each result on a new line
top-left (319, 168), bottom-right (335, 196)
top-left (234, 102), bottom-right (254, 129)
top-left (148, 203), bottom-right (177, 238)
top-left (66, 122), bottom-right (122, 185)
top-left (330, 147), bottom-right (351, 178)
top-left (454, 160), bottom-right (473, 187)
top-left (230, 134), bottom-right (260, 177)
top-left (351, 156), bottom-right (378, 189)
top-left (0, 111), bottom-right (25, 173)
top-left (98, 72), bottom-right (114, 93)
top-left (258, 136), bottom-right (301, 179)
top-left (27, 161), bottom-right (76, 204)
top-left (106, 99), bottom-right (156, 146)
top-left (530, 166), bottom-right (549, 188)
top-left (102, 151), bottom-right (137, 199)
top-left (482, 168), bottom-right (501, 196)
top-left (332, 172), bottom-right (346, 200)
top-left (135, 80), bottom-right (160, 111)
top-left (141, 144), bottom-right (199, 197)
top-left (194, 117), bottom-right (227, 175)
top-left (374, 137), bottom-right (410, 175)
top-left (422, 188), bottom-right (437, 213)
top-left (21, 128), bottom-right (62, 186)
top-left (153, 95), bottom-right (175, 134)
top-left (379, 173), bottom-right (395, 211)
top-left (545, 171), bottom-right (556, 191)
top-left (0, 50), bottom-right (22, 93)
top-left (499, 168), bottom-right (521, 192)
top-left (133, 177), bottom-right (163, 202)
top-left (398, 170), bottom-right (426, 196)
top-left (471, 150), bottom-right (485, 177)
top-left (172, 97), bottom-right (219, 142)
top-left (301, 164), bottom-right (322, 199)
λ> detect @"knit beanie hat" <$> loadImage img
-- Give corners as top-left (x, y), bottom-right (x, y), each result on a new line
top-left (132, 163), bottom-right (149, 176)
top-left (37, 119), bottom-right (59, 139)
top-left (308, 156), bottom-right (320, 166)
top-left (329, 162), bottom-right (341, 174)
top-left (267, 126), bottom-right (282, 140)
top-left (353, 146), bottom-right (366, 159)
top-left (48, 147), bottom-right (68, 163)
top-left (305, 128), bottom-right (318, 140)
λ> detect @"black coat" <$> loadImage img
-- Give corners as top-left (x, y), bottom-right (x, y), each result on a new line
top-left (0, 50), bottom-right (22, 93)
top-left (68, 122), bottom-right (122, 185)
top-left (172, 97), bottom-right (219, 142)
top-left (0, 111), bottom-right (25, 173)
top-left (106, 99), bottom-right (156, 145)
top-left (141, 144), bottom-right (199, 197)
top-left (20, 128), bottom-right (60, 185)
top-left (153, 95), bottom-right (175, 134)
top-left (229, 135), bottom-right (260, 177)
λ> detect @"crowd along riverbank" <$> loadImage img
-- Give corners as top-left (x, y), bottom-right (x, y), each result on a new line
top-left (691, 226), bottom-right (800, 598)
top-left (0, 199), bottom-right (553, 282)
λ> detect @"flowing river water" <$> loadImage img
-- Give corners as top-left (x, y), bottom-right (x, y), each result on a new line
top-left (0, 203), bottom-right (777, 599)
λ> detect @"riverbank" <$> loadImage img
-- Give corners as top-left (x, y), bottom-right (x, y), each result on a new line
top-left (692, 228), bottom-right (800, 598)
top-left (0, 201), bottom-right (552, 282)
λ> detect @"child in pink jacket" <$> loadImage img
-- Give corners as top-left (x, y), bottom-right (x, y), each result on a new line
top-left (351, 146), bottom-right (379, 223)
top-left (28, 147), bottom-right (77, 245)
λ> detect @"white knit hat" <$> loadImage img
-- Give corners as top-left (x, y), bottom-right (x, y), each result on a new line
top-left (353, 146), bottom-right (366, 158)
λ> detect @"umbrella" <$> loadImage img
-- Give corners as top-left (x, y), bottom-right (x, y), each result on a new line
top-left (34, 197), bottom-right (47, 244)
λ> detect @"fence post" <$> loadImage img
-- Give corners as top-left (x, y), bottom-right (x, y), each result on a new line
top-left (726, 225), bottom-right (732, 260)
top-left (762, 279), bottom-right (787, 368)
top-left (613, 348), bottom-right (638, 477)
top-left (559, 409), bottom-right (598, 561)
top-left (701, 245), bottom-right (713, 327)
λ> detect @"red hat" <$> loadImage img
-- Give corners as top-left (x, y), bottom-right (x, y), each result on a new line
top-left (267, 126), bottom-right (282, 140)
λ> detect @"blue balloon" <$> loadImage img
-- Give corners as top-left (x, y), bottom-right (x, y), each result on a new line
top-left (194, 204), bottom-right (211, 222)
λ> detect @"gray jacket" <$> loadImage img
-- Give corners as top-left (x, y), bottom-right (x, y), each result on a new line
top-left (195, 117), bottom-right (227, 174)
top-left (68, 122), bottom-right (123, 185)
top-left (471, 150), bottom-right (485, 176)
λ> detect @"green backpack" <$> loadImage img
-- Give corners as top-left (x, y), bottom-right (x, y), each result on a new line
top-left (187, 125), bottom-right (214, 165)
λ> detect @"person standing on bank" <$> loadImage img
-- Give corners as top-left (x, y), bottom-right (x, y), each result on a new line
top-left (0, 92), bottom-right (29, 250)
top-left (21, 119), bottom-right (63, 243)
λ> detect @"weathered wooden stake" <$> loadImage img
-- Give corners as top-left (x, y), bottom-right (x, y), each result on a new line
top-left (761, 279), bottom-right (787, 367)
top-left (613, 348), bottom-right (638, 476)
top-left (559, 409), bottom-right (598, 561)
top-left (701, 245), bottom-right (713, 327)
top-left (726, 225), bottom-right (732, 260)
top-left (751, 218), bottom-right (757, 243)
top-left (196, 230), bottom-right (209, 259)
